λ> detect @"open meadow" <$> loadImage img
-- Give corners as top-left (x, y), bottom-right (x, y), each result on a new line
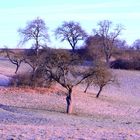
top-left (0, 58), bottom-right (140, 140)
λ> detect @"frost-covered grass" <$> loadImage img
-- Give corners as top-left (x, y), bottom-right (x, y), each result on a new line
top-left (0, 77), bottom-right (140, 139)
top-left (0, 58), bottom-right (140, 139)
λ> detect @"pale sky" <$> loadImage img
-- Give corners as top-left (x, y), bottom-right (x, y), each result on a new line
top-left (0, 0), bottom-right (140, 48)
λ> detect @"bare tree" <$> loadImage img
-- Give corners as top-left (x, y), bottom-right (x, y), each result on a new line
top-left (22, 48), bottom-right (48, 86)
top-left (92, 20), bottom-right (124, 65)
top-left (38, 49), bottom-right (96, 114)
top-left (3, 48), bottom-right (24, 74)
top-left (55, 21), bottom-right (87, 51)
top-left (84, 61), bottom-right (116, 98)
top-left (18, 17), bottom-right (49, 56)
top-left (18, 18), bottom-right (49, 85)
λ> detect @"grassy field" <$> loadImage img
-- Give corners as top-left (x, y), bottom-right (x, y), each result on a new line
top-left (0, 57), bottom-right (140, 139)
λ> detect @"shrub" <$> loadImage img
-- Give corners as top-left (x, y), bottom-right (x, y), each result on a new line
top-left (11, 70), bottom-right (53, 87)
top-left (11, 72), bottom-right (32, 87)
top-left (110, 59), bottom-right (140, 70)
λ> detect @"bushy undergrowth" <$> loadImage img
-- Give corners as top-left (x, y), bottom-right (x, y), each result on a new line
top-left (110, 59), bottom-right (140, 70)
top-left (11, 72), bottom-right (52, 87)
top-left (11, 72), bottom-right (32, 87)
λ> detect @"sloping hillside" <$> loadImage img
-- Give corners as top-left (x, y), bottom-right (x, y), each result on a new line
top-left (0, 57), bottom-right (140, 139)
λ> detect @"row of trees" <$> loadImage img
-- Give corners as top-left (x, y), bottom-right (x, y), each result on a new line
top-left (17, 18), bottom-right (126, 65)
top-left (2, 17), bottom-right (139, 114)
top-left (1, 18), bottom-right (119, 114)
top-left (4, 49), bottom-right (115, 114)
top-left (14, 17), bottom-right (140, 66)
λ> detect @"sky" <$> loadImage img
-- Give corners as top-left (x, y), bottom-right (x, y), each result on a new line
top-left (0, 0), bottom-right (140, 48)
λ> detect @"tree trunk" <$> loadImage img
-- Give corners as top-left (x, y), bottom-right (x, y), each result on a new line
top-left (30, 68), bottom-right (36, 87)
top-left (84, 83), bottom-right (90, 93)
top-left (72, 46), bottom-right (75, 52)
top-left (15, 64), bottom-right (19, 74)
top-left (15, 61), bottom-right (21, 74)
top-left (66, 88), bottom-right (73, 114)
top-left (105, 54), bottom-right (110, 66)
top-left (96, 86), bottom-right (103, 98)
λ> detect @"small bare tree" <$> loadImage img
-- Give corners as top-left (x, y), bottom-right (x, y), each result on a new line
top-left (21, 48), bottom-right (49, 86)
top-left (3, 48), bottom-right (24, 74)
top-left (55, 21), bottom-right (87, 51)
top-left (18, 18), bottom-right (49, 86)
top-left (18, 17), bottom-right (49, 55)
top-left (84, 61), bottom-right (116, 98)
top-left (92, 20), bottom-right (124, 65)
